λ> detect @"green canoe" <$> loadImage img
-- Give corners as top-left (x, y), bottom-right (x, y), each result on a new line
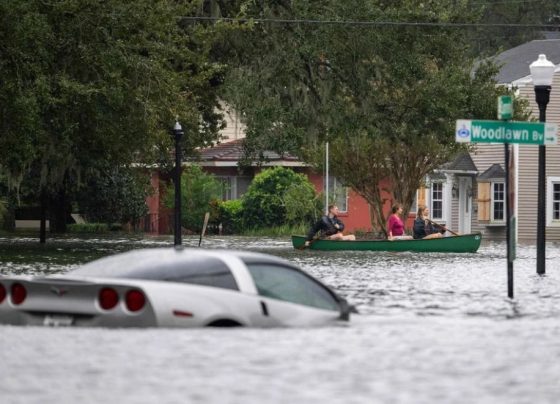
top-left (291, 233), bottom-right (482, 253)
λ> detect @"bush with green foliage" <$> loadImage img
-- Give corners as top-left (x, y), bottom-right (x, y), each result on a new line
top-left (217, 199), bottom-right (243, 234)
top-left (165, 165), bottom-right (223, 233)
top-left (241, 223), bottom-right (309, 237)
top-left (242, 167), bottom-right (320, 229)
top-left (67, 223), bottom-right (109, 233)
top-left (76, 167), bottom-right (150, 227)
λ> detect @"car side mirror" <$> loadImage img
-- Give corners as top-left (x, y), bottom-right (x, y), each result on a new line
top-left (338, 298), bottom-right (358, 321)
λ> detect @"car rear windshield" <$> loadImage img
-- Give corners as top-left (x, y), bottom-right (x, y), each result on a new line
top-left (71, 254), bottom-right (238, 290)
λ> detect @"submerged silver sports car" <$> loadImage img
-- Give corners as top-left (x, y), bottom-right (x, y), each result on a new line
top-left (0, 248), bottom-right (354, 328)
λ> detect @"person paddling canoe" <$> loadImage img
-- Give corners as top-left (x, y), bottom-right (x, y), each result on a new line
top-left (413, 205), bottom-right (445, 240)
top-left (305, 205), bottom-right (356, 247)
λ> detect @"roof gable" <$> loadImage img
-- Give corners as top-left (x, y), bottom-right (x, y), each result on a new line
top-left (442, 152), bottom-right (478, 172)
top-left (492, 39), bottom-right (560, 84)
top-left (478, 163), bottom-right (505, 180)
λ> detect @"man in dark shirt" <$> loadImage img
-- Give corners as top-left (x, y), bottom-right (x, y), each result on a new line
top-left (305, 205), bottom-right (356, 246)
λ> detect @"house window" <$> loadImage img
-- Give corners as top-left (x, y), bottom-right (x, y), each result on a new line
top-left (327, 177), bottom-right (348, 213)
top-left (431, 182), bottom-right (443, 220)
top-left (546, 177), bottom-right (560, 226)
top-left (491, 182), bottom-right (505, 222)
top-left (216, 176), bottom-right (252, 200)
top-left (553, 183), bottom-right (560, 220)
top-left (217, 177), bottom-right (233, 200)
top-left (236, 176), bottom-right (251, 198)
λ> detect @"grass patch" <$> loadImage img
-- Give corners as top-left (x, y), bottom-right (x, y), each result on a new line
top-left (67, 223), bottom-right (110, 233)
top-left (241, 223), bottom-right (309, 237)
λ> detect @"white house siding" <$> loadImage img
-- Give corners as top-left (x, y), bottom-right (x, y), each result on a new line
top-left (470, 71), bottom-right (560, 241)
top-left (219, 103), bottom-right (246, 141)
top-left (470, 144), bottom-right (506, 239)
top-left (516, 74), bottom-right (560, 241)
top-left (450, 193), bottom-right (459, 232)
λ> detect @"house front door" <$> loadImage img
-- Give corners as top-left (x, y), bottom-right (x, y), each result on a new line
top-left (458, 177), bottom-right (472, 234)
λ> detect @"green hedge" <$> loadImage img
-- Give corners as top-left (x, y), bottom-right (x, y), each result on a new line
top-left (241, 167), bottom-right (320, 230)
top-left (217, 199), bottom-right (243, 234)
top-left (67, 223), bottom-right (110, 233)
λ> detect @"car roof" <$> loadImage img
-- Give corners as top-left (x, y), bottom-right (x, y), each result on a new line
top-left (68, 247), bottom-right (299, 279)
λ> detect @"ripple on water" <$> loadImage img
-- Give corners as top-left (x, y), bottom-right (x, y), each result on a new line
top-left (2, 236), bottom-right (560, 403)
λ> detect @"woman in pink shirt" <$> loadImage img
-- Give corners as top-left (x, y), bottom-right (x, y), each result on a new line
top-left (387, 203), bottom-right (413, 240)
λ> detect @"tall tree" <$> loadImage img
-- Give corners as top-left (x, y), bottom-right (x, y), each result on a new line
top-left (217, 0), bottom-right (531, 233)
top-left (468, 0), bottom-right (560, 56)
top-left (0, 0), bottom-right (228, 233)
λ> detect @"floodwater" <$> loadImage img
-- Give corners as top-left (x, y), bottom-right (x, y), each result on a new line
top-left (1, 234), bottom-right (560, 404)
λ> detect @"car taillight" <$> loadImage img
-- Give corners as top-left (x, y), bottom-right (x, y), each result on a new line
top-left (11, 283), bottom-right (27, 305)
top-left (98, 287), bottom-right (119, 310)
top-left (125, 289), bottom-right (145, 312)
top-left (0, 283), bottom-right (6, 304)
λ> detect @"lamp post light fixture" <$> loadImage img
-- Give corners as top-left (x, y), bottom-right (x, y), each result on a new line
top-left (529, 54), bottom-right (555, 275)
top-left (173, 120), bottom-right (184, 246)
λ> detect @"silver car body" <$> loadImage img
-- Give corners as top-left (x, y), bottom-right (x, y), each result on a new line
top-left (0, 248), bottom-right (352, 328)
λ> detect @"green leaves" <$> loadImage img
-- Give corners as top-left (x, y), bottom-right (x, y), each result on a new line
top-left (216, 0), bottom-right (537, 233)
top-left (242, 167), bottom-right (320, 229)
top-left (164, 165), bottom-right (223, 232)
top-left (77, 166), bottom-right (150, 226)
top-left (0, 0), bottom-right (230, 231)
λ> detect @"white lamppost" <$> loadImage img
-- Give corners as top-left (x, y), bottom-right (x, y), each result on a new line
top-left (529, 54), bottom-right (555, 275)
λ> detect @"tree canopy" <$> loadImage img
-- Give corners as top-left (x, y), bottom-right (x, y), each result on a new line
top-left (1, 0), bottom-right (554, 235)
top-left (0, 0), bottom-right (228, 230)
top-left (470, 0), bottom-right (560, 56)
top-left (215, 0), bottom-right (535, 232)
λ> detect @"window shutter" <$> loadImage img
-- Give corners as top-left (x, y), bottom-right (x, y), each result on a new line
top-left (417, 186), bottom-right (426, 209)
top-left (477, 182), bottom-right (490, 221)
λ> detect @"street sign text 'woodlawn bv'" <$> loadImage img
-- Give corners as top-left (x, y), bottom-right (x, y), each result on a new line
top-left (456, 120), bottom-right (558, 145)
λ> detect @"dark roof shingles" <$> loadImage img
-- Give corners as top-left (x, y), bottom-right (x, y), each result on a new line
top-left (478, 163), bottom-right (505, 180)
top-left (493, 39), bottom-right (560, 84)
top-left (197, 139), bottom-right (299, 162)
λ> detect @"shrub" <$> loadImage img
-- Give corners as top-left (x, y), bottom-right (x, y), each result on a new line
top-left (67, 223), bottom-right (109, 233)
top-left (241, 223), bottom-right (309, 237)
top-left (76, 166), bottom-right (150, 227)
top-left (109, 223), bottom-right (123, 231)
top-left (217, 199), bottom-right (243, 234)
top-left (242, 167), bottom-right (320, 229)
top-left (165, 165), bottom-right (223, 232)
top-left (284, 182), bottom-right (323, 225)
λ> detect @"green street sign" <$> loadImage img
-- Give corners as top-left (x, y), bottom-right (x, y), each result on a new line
top-left (497, 96), bottom-right (513, 120)
top-left (456, 120), bottom-right (558, 145)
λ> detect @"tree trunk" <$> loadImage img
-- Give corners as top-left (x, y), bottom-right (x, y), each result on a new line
top-left (39, 190), bottom-right (47, 243)
top-left (49, 188), bottom-right (69, 233)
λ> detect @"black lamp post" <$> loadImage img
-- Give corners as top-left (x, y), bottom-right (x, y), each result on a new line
top-left (530, 54), bottom-right (555, 275)
top-left (173, 120), bottom-right (184, 246)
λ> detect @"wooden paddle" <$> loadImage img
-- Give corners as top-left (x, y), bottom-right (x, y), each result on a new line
top-left (427, 219), bottom-right (460, 236)
top-left (298, 237), bottom-right (317, 250)
top-left (198, 212), bottom-right (210, 247)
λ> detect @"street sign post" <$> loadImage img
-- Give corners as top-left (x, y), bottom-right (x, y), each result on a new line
top-left (454, 114), bottom-right (559, 299)
top-left (456, 120), bottom-right (558, 145)
top-left (508, 145), bottom-right (516, 263)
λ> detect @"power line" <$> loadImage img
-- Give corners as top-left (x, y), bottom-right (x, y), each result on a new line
top-left (181, 16), bottom-right (560, 30)
top-left (470, 0), bottom-right (548, 4)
